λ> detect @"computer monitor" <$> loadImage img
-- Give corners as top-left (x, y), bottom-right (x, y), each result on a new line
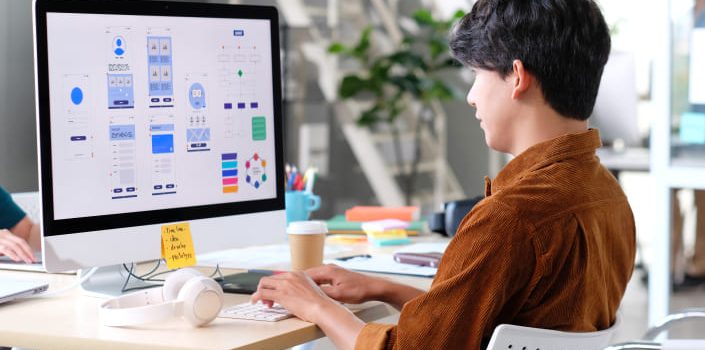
top-left (589, 51), bottom-right (641, 148)
top-left (33, 0), bottom-right (285, 279)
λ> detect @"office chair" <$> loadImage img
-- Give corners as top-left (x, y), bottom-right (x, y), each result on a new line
top-left (486, 315), bottom-right (621, 350)
top-left (604, 308), bottom-right (705, 350)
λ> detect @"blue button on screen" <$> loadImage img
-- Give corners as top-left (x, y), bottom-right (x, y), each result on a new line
top-left (71, 87), bottom-right (83, 105)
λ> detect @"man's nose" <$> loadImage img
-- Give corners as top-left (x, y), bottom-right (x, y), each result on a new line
top-left (466, 90), bottom-right (476, 108)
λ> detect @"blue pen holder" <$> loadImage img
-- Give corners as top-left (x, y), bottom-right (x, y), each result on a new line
top-left (285, 191), bottom-right (321, 223)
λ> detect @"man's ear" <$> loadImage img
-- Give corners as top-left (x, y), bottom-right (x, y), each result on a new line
top-left (511, 59), bottom-right (532, 100)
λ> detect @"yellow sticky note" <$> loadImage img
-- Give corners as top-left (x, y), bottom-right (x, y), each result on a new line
top-left (365, 229), bottom-right (408, 239)
top-left (161, 222), bottom-right (197, 270)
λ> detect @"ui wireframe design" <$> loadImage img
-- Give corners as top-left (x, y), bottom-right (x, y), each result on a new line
top-left (47, 14), bottom-right (276, 220)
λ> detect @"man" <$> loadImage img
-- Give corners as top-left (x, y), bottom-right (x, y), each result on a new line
top-left (0, 186), bottom-right (40, 264)
top-left (252, 0), bottom-right (636, 349)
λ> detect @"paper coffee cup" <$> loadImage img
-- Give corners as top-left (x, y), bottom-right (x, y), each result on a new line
top-left (287, 221), bottom-right (327, 271)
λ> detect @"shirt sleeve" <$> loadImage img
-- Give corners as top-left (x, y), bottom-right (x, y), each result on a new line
top-left (355, 323), bottom-right (396, 350)
top-left (354, 198), bottom-right (538, 349)
top-left (0, 186), bottom-right (26, 229)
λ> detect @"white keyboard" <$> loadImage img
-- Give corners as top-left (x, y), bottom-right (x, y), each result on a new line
top-left (219, 302), bottom-right (293, 322)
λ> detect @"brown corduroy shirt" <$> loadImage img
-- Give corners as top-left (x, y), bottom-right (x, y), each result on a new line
top-left (355, 129), bottom-right (636, 350)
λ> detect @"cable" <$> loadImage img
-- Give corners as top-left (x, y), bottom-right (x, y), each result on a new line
top-left (120, 261), bottom-right (165, 293)
top-left (117, 262), bottom-right (224, 293)
top-left (137, 263), bottom-right (223, 281)
top-left (121, 260), bottom-right (163, 283)
top-left (20, 266), bottom-right (99, 299)
top-left (121, 263), bottom-right (138, 293)
top-left (210, 264), bottom-right (224, 280)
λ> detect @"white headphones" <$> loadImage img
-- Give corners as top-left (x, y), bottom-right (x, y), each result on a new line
top-left (99, 268), bottom-right (224, 327)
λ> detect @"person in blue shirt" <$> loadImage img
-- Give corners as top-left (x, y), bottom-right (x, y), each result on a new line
top-left (0, 186), bottom-right (40, 263)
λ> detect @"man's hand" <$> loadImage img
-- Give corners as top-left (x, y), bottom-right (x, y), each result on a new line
top-left (308, 264), bottom-right (425, 310)
top-left (250, 270), bottom-right (365, 350)
top-left (306, 264), bottom-right (381, 304)
top-left (251, 271), bottom-right (341, 322)
top-left (0, 229), bottom-right (36, 263)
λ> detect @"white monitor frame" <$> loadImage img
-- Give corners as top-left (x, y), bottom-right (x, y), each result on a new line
top-left (33, 0), bottom-right (286, 273)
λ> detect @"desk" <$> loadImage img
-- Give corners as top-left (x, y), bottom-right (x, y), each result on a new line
top-left (0, 235), bottom-right (447, 350)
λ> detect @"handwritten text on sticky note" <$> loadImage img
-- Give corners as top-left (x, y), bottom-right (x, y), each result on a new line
top-left (161, 222), bottom-right (197, 269)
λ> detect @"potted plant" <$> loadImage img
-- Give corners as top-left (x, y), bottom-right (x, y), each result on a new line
top-left (328, 9), bottom-right (465, 204)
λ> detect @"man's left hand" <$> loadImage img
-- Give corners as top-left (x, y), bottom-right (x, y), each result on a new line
top-left (251, 271), bottom-right (342, 323)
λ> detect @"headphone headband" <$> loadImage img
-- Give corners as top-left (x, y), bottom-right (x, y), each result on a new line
top-left (100, 287), bottom-right (182, 326)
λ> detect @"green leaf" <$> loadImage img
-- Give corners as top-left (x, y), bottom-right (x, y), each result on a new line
top-left (357, 106), bottom-right (382, 126)
top-left (328, 42), bottom-right (347, 54)
top-left (413, 9), bottom-right (434, 26)
top-left (429, 38), bottom-right (447, 60)
top-left (352, 27), bottom-right (373, 61)
top-left (390, 74), bottom-right (422, 97)
top-left (386, 98), bottom-right (404, 123)
top-left (424, 80), bottom-right (455, 101)
top-left (339, 76), bottom-right (371, 98)
top-left (388, 51), bottom-right (428, 70)
top-left (369, 59), bottom-right (391, 81)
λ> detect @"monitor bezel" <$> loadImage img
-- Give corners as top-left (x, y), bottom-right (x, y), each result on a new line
top-left (34, 0), bottom-right (285, 236)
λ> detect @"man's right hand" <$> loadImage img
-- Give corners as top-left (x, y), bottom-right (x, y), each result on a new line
top-left (307, 263), bottom-right (426, 309)
top-left (0, 229), bottom-right (36, 264)
top-left (306, 264), bottom-right (384, 304)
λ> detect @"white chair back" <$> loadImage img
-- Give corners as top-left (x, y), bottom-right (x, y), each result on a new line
top-left (487, 316), bottom-right (621, 350)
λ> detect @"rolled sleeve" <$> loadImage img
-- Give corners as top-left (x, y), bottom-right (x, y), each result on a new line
top-left (355, 323), bottom-right (396, 350)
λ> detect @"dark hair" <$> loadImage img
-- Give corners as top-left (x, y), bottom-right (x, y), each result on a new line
top-left (449, 0), bottom-right (611, 120)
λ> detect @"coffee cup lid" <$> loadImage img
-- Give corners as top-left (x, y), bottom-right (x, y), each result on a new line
top-left (287, 221), bottom-right (328, 234)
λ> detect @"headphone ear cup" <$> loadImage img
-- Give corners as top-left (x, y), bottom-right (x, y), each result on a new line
top-left (177, 276), bottom-right (224, 327)
top-left (162, 268), bottom-right (204, 301)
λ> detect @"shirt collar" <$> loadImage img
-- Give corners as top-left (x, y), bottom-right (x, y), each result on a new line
top-left (485, 128), bottom-right (602, 196)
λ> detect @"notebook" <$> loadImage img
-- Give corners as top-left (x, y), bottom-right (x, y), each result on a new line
top-left (0, 277), bottom-right (48, 304)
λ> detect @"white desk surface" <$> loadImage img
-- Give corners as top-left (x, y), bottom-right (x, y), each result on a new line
top-left (0, 235), bottom-right (446, 350)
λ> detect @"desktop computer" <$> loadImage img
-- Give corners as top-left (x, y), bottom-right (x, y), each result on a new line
top-left (33, 0), bottom-right (285, 294)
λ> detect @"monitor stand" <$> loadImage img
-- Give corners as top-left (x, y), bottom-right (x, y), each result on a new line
top-left (80, 265), bottom-right (160, 298)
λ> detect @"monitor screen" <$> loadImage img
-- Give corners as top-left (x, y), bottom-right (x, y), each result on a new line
top-left (34, 0), bottom-right (285, 273)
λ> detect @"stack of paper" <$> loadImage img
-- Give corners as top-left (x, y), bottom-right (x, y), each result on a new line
top-left (325, 215), bottom-right (427, 235)
top-left (361, 219), bottom-right (411, 246)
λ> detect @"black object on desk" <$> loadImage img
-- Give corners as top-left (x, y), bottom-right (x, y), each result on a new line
top-left (336, 254), bottom-right (372, 262)
top-left (429, 196), bottom-right (483, 237)
top-left (217, 271), bottom-right (273, 294)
